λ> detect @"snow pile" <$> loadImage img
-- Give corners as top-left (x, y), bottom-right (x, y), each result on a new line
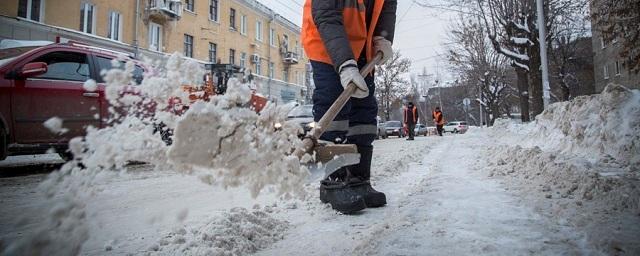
top-left (494, 84), bottom-right (640, 167)
top-left (43, 116), bottom-right (68, 135)
top-left (4, 53), bottom-right (306, 255)
top-left (487, 84), bottom-right (639, 209)
top-left (168, 79), bottom-right (308, 198)
top-left (149, 207), bottom-right (288, 255)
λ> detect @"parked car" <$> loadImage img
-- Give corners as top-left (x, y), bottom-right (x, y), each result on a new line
top-left (384, 121), bottom-right (405, 138)
top-left (414, 124), bottom-right (428, 136)
top-left (443, 121), bottom-right (469, 134)
top-left (286, 104), bottom-right (315, 136)
top-left (0, 39), bottom-right (149, 160)
top-left (376, 118), bottom-right (387, 139)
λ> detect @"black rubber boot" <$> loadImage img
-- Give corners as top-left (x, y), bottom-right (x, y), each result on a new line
top-left (319, 179), bottom-right (367, 214)
top-left (349, 146), bottom-right (387, 207)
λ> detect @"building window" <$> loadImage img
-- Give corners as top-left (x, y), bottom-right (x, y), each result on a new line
top-left (149, 22), bottom-right (162, 52)
top-left (240, 52), bottom-right (246, 68)
top-left (184, 34), bottom-right (193, 58)
top-left (255, 20), bottom-right (263, 41)
top-left (107, 11), bottom-right (122, 41)
top-left (615, 61), bottom-right (621, 76)
top-left (80, 3), bottom-right (96, 34)
top-left (255, 60), bottom-right (262, 75)
top-left (240, 15), bottom-right (247, 35)
top-left (209, 0), bottom-right (218, 21)
top-left (269, 28), bottom-right (276, 47)
top-left (604, 65), bottom-right (609, 80)
top-left (268, 62), bottom-right (274, 78)
top-left (184, 0), bottom-right (194, 12)
top-left (229, 49), bottom-right (235, 65)
top-left (282, 34), bottom-right (289, 51)
top-left (229, 8), bottom-right (236, 30)
top-left (209, 42), bottom-right (217, 63)
top-left (18, 0), bottom-right (44, 22)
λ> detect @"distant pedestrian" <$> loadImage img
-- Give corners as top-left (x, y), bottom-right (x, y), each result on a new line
top-left (432, 107), bottom-right (444, 136)
top-left (404, 102), bottom-right (418, 140)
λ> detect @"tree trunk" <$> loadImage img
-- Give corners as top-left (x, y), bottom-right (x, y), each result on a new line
top-left (528, 43), bottom-right (544, 118)
top-left (516, 68), bottom-right (531, 122)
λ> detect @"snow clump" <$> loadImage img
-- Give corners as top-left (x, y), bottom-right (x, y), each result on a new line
top-left (43, 116), bottom-right (69, 135)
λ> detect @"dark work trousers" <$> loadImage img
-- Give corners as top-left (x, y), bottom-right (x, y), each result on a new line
top-left (436, 124), bottom-right (444, 136)
top-left (311, 61), bottom-right (378, 147)
top-left (407, 123), bottom-right (416, 139)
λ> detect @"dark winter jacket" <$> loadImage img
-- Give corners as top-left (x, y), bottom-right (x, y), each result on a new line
top-left (311, 0), bottom-right (397, 70)
top-left (404, 104), bottom-right (418, 125)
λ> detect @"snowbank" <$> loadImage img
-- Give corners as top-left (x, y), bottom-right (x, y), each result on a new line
top-left (148, 207), bottom-right (288, 255)
top-left (493, 84), bottom-right (640, 167)
top-left (486, 84), bottom-right (640, 254)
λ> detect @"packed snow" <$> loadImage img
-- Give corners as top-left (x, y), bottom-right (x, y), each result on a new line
top-left (1, 53), bottom-right (638, 256)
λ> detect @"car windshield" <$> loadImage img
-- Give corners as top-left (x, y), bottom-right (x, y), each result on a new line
top-left (287, 105), bottom-right (313, 118)
top-left (460, 122), bottom-right (468, 125)
top-left (0, 46), bottom-right (40, 67)
top-left (386, 121), bottom-right (401, 127)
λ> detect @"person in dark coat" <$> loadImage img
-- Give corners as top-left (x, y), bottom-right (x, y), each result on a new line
top-left (404, 102), bottom-right (418, 140)
top-left (303, 0), bottom-right (397, 214)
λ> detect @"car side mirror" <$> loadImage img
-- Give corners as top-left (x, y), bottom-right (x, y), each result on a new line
top-left (20, 62), bottom-right (48, 78)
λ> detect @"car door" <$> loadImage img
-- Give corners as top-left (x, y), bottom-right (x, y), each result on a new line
top-left (12, 50), bottom-right (100, 144)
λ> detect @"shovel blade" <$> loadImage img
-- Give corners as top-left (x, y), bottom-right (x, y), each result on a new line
top-left (306, 153), bottom-right (361, 182)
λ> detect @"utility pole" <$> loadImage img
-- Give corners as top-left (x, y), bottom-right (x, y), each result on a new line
top-left (536, 0), bottom-right (551, 108)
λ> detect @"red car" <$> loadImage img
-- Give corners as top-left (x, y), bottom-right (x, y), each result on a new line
top-left (0, 40), bottom-right (147, 160)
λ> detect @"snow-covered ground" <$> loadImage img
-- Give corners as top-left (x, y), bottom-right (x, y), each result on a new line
top-left (1, 79), bottom-right (638, 255)
top-left (3, 127), bottom-right (637, 255)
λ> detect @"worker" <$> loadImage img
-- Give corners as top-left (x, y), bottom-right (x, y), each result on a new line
top-left (432, 107), bottom-right (444, 136)
top-left (303, 0), bottom-right (397, 213)
top-left (404, 102), bottom-right (418, 140)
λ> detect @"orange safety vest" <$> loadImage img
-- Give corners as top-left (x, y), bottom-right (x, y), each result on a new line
top-left (404, 106), bottom-right (417, 124)
top-left (302, 0), bottom-right (385, 65)
top-left (433, 111), bottom-right (444, 125)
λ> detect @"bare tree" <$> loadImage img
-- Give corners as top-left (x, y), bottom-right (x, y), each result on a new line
top-left (375, 51), bottom-right (411, 121)
top-left (446, 17), bottom-right (512, 125)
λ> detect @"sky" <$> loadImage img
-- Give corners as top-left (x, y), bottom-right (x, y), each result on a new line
top-left (257, 0), bottom-right (455, 82)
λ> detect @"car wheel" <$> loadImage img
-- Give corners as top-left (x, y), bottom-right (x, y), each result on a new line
top-left (453, 129), bottom-right (458, 134)
top-left (0, 126), bottom-right (7, 160)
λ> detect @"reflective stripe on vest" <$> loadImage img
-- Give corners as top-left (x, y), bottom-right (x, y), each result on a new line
top-left (302, 0), bottom-right (385, 65)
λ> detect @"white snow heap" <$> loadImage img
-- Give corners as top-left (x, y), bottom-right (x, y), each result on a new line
top-left (149, 207), bottom-right (288, 255)
top-left (531, 84), bottom-right (639, 166)
top-left (168, 77), bottom-right (308, 198)
top-left (43, 116), bottom-right (69, 135)
top-left (488, 84), bottom-right (640, 215)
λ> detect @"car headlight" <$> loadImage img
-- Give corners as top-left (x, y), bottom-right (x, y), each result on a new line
top-left (394, 129), bottom-right (399, 132)
top-left (274, 122), bottom-right (282, 129)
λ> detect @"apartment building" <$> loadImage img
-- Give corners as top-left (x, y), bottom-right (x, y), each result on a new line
top-left (0, 0), bottom-right (310, 103)
top-left (591, 29), bottom-right (640, 92)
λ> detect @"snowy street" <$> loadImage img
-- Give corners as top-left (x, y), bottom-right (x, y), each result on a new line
top-left (3, 124), bottom-right (637, 255)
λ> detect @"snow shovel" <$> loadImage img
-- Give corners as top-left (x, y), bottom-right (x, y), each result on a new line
top-left (297, 53), bottom-right (383, 181)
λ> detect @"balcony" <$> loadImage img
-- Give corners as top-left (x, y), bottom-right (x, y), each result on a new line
top-left (283, 52), bottom-right (298, 65)
top-left (146, 0), bottom-right (182, 23)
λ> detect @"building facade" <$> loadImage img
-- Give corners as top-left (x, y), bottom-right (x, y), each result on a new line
top-left (0, 0), bottom-right (310, 103)
top-left (591, 29), bottom-right (640, 92)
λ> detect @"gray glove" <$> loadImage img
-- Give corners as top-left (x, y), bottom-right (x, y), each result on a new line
top-left (373, 36), bottom-right (393, 64)
top-left (339, 59), bottom-right (369, 98)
